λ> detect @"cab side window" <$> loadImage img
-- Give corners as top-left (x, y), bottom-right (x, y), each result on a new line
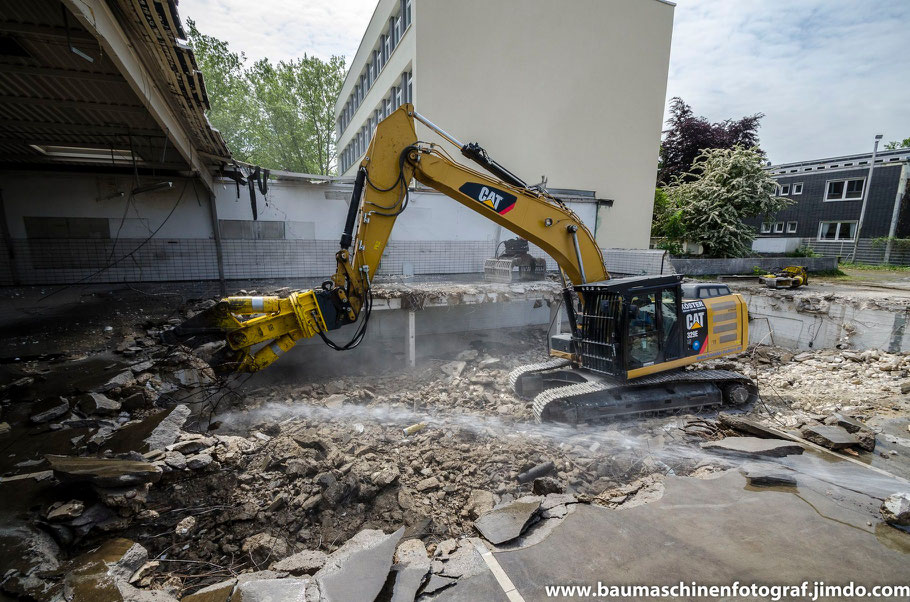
top-left (628, 292), bottom-right (659, 367)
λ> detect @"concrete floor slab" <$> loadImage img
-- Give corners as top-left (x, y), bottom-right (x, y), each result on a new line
top-left (439, 470), bottom-right (908, 601)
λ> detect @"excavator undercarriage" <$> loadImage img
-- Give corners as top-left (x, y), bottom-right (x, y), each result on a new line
top-left (510, 359), bottom-right (756, 423)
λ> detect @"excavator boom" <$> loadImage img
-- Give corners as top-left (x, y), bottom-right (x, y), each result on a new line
top-left (168, 104), bottom-right (606, 371)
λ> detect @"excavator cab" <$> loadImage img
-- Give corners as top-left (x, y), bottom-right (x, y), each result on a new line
top-left (548, 274), bottom-right (747, 381)
top-left (516, 274), bottom-right (754, 421)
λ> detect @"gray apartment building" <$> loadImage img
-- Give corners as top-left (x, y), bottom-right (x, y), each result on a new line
top-left (747, 148), bottom-right (910, 263)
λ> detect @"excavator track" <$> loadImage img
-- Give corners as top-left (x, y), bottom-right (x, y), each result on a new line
top-left (508, 358), bottom-right (572, 396)
top-left (511, 363), bottom-right (756, 423)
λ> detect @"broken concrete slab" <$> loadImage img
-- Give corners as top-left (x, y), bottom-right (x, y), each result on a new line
top-left (143, 405), bottom-right (191, 451)
top-left (389, 563), bottom-right (429, 602)
top-left (440, 360), bottom-right (466, 379)
top-left (827, 414), bottom-right (876, 451)
top-left (740, 462), bottom-right (797, 487)
top-left (880, 492), bottom-right (910, 527)
top-left (99, 370), bottom-right (137, 392)
top-left (701, 437), bottom-right (804, 457)
top-left (46, 500), bottom-right (85, 521)
top-left (77, 392), bottom-right (121, 415)
top-left (473, 498), bottom-right (541, 545)
top-left (30, 397), bottom-right (70, 423)
top-left (311, 527), bottom-right (404, 602)
top-left (46, 455), bottom-right (161, 488)
top-left (420, 574), bottom-right (457, 596)
top-left (800, 425), bottom-right (859, 451)
top-left (718, 412), bottom-right (781, 439)
top-left (233, 577), bottom-right (308, 602)
top-left (180, 578), bottom-right (236, 602)
top-left (270, 549), bottom-right (327, 575)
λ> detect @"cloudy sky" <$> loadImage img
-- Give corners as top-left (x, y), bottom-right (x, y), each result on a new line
top-left (180, 0), bottom-right (909, 164)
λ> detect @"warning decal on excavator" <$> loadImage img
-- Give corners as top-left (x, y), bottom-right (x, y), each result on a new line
top-left (458, 182), bottom-right (517, 215)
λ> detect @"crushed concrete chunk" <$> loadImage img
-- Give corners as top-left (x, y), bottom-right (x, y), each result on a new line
top-left (718, 412), bottom-right (780, 439)
top-left (440, 360), bottom-right (466, 378)
top-left (415, 476), bottom-right (439, 491)
top-left (420, 574), bottom-right (457, 595)
top-left (740, 462), bottom-right (797, 487)
top-left (474, 498), bottom-right (541, 545)
top-left (180, 578), bottom-right (236, 602)
top-left (143, 405), bottom-right (190, 451)
top-left (389, 563), bottom-right (429, 602)
top-left (46, 455), bottom-right (161, 487)
top-left (100, 370), bottom-right (137, 392)
top-left (234, 577), bottom-right (308, 602)
top-left (880, 492), bottom-right (910, 527)
top-left (828, 414), bottom-right (876, 451)
top-left (800, 425), bottom-right (859, 450)
top-left (77, 392), bottom-right (121, 415)
top-left (46, 500), bottom-right (85, 521)
top-left (30, 397), bottom-right (69, 423)
top-left (242, 533), bottom-right (289, 566)
top-left (311, 527), bottom-right (404, 602)
top-left (701, 437), bottom-right (804, 457)
top-left (271, 550), bottom-right (328, 575)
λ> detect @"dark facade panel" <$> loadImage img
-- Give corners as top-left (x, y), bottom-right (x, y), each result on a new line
top-left (746, 163), bottom-right (906, 239)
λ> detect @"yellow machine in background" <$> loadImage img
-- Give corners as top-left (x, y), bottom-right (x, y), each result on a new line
top-left (759, 265), bottom-right (808, 289)
top-left (169, 104), bottom-right (755, 422)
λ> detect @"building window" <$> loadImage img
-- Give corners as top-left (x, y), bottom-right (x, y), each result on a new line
top-left (818, 221), bottom-right (857, 241)
top-left (773, 222), bottom-right (784, 234)
top-left (792, 183), bottom-right (803, 195)
top-left (384, 32), bottom-right (391, 58)
top-left (825, 178), bottom-right (864, 201)
top-left (760, 222), bottom-right (772, 234)
top-left (402, 0), bottom-right (411, 29)
top-left (779, 184), bottom-right (790, 196)
top-left (786, 221), bottom-right (798, 233)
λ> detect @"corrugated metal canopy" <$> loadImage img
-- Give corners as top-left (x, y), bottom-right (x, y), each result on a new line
top-left (0, 0), bottom-right (230, 174)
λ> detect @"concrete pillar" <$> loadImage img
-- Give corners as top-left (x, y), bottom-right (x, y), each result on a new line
top-left (549, 300), bottom-right (562, 335)
top-left (208, 190), bottom-right (226, 297)
top-left (0, 189), bottom-right (20, 285)
top-left (407, 310), bottom-right (416, 368)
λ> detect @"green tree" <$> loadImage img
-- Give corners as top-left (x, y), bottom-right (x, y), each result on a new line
top-left (662, 147), bottom-right (791, 258)
top-left (187, 19), bottom-right (256, 160)
top-left (187, 22), bottom-right (345, 175)
top-left (884, 137), bottom-right (910, 150)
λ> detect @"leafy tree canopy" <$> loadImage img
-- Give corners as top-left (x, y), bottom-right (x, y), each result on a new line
top-left (187, 20), bottom-right (345, 175)
top-left (884, 137), bottom-right (910, 150)
top-left (658, 97), bottom-right (764, 185)
top-left (655, 146), bottom-right (790, 258)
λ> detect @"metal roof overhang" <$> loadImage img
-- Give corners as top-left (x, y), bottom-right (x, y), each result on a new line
top-left (0, 0), bottom-right (231, 192)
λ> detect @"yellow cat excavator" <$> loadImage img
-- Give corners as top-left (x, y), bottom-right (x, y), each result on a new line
top-left (168, 104), bottom-right (755, 422)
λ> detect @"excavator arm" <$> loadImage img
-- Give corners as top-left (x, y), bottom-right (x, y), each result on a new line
top-left (168, 104), bottom-right (608, 372)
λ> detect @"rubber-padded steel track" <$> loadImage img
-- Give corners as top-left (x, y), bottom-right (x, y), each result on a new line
top-left (530, 369), bottom-right (755, 423)
top-left (508, 358), bottom-right (572, 398)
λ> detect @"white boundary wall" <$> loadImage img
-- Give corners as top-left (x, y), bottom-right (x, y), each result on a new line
top-left (0, 171), bottom-right (598, 285)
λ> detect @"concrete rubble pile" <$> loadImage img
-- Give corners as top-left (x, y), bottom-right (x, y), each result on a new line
top-left (1, 291), bottom-right (908, 600)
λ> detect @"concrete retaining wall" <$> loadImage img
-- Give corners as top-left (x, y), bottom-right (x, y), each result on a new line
top-left (670, 256), bottom-right (837, 276)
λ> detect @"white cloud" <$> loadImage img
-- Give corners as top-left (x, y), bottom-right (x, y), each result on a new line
top-left (179, 0), bottom-right (908, 164)
top-left (667, 0), bottom-right (910, 163)
top-left (177, 0), bottom-right (375, 64)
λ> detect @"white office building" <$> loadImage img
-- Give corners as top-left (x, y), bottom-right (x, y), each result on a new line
top-left (334, 0), bottom-right (674, 249)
